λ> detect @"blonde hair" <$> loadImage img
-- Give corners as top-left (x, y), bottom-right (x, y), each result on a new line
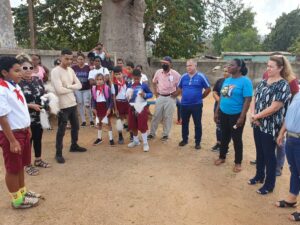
top-left (270, 55), bottom-right (296, 82)
top-left (16, 53), bottom-right (32, 65)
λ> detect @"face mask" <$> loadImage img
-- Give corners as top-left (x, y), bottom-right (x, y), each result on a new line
top-left (162, 64), bottom-right (169, 71)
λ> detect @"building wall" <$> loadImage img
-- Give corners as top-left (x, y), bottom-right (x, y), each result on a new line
top-left (223, 55), bottom-right (296, 63)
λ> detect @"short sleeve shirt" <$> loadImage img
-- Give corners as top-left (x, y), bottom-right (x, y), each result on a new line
top-left (88, 67), bottom-right (110, 80)
top-left (220, 76), bottom-right (253, 115)
top-left (213, 78), bottom-right (225, 97)
top-left (254, 79), bottom-right (291, 138)
top-left (178, 72), bottom-right (210, 105)
top-left (152, 69), bottom-right (181, 95)
top-left (72, 65), bottom-right (90, 90)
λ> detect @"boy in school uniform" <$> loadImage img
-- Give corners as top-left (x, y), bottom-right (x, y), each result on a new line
top-left (0, 56), bottom-right (40, 209)
top-left (127, 69), bottom-right (153, 152)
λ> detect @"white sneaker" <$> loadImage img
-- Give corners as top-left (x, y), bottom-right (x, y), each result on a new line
top-left (128, 141), bottom-right (140, 148)
top-left (12, 196), bottom-right (39, 209)
top-left (143, 143), bottom-right (149, 152)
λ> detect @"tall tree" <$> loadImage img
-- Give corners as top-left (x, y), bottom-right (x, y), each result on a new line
top-left (100, 0), bottom-right (148, 68)
top-left (27, 0), bottom-right (36, 49)
top-left (263, 8), bottom-right (300, 51)
top-left (0, 0), bottom-right (17, 48)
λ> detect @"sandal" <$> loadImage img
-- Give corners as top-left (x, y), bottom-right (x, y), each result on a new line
top-left (276, 200), bottom-right (297, 208)
top-left (290, 212), bottom-right (300, 221)
top-left (233, 164), bottom-right (242, 173)
top-left (25, 165), bottom-right (39, 176)
top-left (215, 158), bottom-right (225, 166)
top-left (34, 159), bottom-right (51, 168)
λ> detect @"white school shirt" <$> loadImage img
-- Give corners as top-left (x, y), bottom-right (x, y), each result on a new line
top-left (88, 67), bottom-right (110, 80)
top-left (0, 80), bottom-right (31, 130)
top-left (96, 90), bottom-right (106, 102)
top-left (112, 83), bottom-right (127, 100)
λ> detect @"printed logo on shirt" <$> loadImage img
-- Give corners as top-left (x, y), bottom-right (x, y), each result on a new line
top-left (221, 85), bottom-right (235, 97)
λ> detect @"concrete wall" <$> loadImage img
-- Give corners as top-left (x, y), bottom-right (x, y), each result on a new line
top-left (1, 48), bottom-right (299, 87)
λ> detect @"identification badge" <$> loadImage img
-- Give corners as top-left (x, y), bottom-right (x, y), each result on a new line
top-left (169, 76), bottom-right (174, 82)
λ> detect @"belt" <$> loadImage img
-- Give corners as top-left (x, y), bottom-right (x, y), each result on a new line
top-left (159, 93), bottom-right (172, 97)
top-left (12, 127), bottom-right (29, 132)
top-left (287, 131), bottom-right (300, 139)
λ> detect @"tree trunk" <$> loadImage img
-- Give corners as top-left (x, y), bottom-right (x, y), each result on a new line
top-left (0, 0), bottom-right (17, 48)
top-left (27, 0), bottom-right (36, 49)
top-left (100, 0), bottom-right (149, 72)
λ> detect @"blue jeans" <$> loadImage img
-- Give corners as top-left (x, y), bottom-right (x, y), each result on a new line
top-left (181, 104), bottom-right (203, 145)
top-left (285, 136), bottom-right (300, 195)
top-left (276, 139), bottom-right (286, 172)
top-left (253, 127), bottom-right (277, 190)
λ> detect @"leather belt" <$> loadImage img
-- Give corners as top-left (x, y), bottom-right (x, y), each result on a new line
top-left (159, 93), bottom-right (172, 97)
top-left (12, 127), bottom-right (29, 132)
top-left (287, 131), bottom-right (300, 139)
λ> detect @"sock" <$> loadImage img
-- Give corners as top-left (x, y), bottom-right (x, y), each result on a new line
top-left (10, 190), bottom-right (23, 207)
top-left (19, 186), bottom-right (27, 197)
top-left (108, 131), bottom-right (113, 140)
top-left (141, 132), bottom-right (148, 144)
top-left (97, 130), bottom-right (102, 139)
top-left (118, 132), bottom-right (123, 139)
top-left (133, 136), bottom-right (139, 143)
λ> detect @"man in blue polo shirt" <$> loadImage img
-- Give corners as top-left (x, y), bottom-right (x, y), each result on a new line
top-left (177, 59), bottom-right (211, 149)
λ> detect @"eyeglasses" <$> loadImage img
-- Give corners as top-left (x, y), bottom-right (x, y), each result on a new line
top-left (22, 66), bottom-right (34, 71)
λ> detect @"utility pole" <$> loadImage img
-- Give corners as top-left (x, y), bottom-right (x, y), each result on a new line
top-left (27, 0), bottom-right (36, 49)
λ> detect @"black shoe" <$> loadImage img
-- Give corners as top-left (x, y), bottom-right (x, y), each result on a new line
top-left (124, 124), bottom-right (128, 129)
top-left (161, 135), bottom-right (168, 141)
top-left (110, 140), bottom-right (115, 145)
top-left (250, 160), bottom-right (257, 165)
top-left (211, 143), bottom-right (220, 152)
top-left (93, 138), bottom-right (103, 145)
top-left (90, 121), bottom-right (95, 127)
top-left (179, 140), bottom-right (188, 147)
top-left (81, 122), bottom-right (86, 127)
top-left (55, 155), bottom-right (65, 164)
top-left (195, 144), bottom-right (201, 150)
top-left (70, 144), bottom-right (87, 152)
top-left (147, 134), bottom-right (155, 140)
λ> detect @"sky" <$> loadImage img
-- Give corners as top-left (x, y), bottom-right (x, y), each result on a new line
top-left (9, 0), bottom-right (300, 35)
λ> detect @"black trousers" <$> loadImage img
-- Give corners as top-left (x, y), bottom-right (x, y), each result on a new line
top-left (30, 124), bottom-right (43, 158)
top-left (219, 111), bottom-right (245, 164)
top-left (56, 106), bottom-right (79, 156)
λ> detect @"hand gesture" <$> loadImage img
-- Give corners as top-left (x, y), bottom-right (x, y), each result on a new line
top-left (31, 104), bottom-right (41, 112)
top-left (10, 139), bottom-right (21, 154)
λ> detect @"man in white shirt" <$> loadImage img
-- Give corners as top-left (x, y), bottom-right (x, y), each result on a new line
top-left (88, 56), bottom-right (110, 85)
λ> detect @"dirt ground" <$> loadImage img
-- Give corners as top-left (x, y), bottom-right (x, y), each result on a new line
top-left (0, 95), bottom-right (296, 225)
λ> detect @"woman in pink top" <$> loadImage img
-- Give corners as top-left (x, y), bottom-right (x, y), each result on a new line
top-left (31, 54), bottom-right (49, 82)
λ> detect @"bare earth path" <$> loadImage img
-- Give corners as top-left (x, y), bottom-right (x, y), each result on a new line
top-left (0, 96), bottom-right (295, 225)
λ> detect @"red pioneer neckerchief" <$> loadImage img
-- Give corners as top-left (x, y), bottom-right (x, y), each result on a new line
top-left (0, 79), bottom-right (24, 104)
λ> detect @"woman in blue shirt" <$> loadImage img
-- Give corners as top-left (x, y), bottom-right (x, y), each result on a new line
top-left (214, 59), bottom-right (253, 173)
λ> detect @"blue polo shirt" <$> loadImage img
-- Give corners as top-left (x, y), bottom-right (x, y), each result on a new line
top-left (178, 72), bottom-right (210, 105)
top-left (220, 76), bottom-right (253, 115)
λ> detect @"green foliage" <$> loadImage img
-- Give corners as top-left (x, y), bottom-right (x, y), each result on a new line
top-left (289, 36), bottom-right (300, 54)
top-left (212, 8), bottom-right (261, 53)
top-left (263, 8), bottom-right (300, 51)
top-left (12, 0), bottom-right (101, 51)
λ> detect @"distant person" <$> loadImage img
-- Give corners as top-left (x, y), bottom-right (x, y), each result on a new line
top-left (177, 59), bottom-right (211, 150)
top-left (148, 56), bottom-right (181, 141)
top-left (211, 67), bottom-right (230, 152)
top-left (51, 49), bottom-right (87, 164)
top-left (88, 56), bottom-right (110, 86)
top-left (31, 54), bottom-right (49, 82)
top-left (135, 64), bottom-right (148, 84)
top-left (72, 52), bottom-right (94, 127)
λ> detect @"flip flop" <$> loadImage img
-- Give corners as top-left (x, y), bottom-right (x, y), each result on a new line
top-left (276, 200), bottom-right (297, 208)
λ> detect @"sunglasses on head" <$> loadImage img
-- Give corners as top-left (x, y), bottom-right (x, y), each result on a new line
top-left (23, 66), bottom-right (34, 71)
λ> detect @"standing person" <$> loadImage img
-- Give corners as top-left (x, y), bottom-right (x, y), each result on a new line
top-left (148, 56), bottom-right (181, 141)
top-left (177, 59), bottom-right (211, 150)
top-left (127, 69), bottom-right (153, 152)
top-left (214, 59), bottom-right (252, 172)
top-left (91, 74), bottom-right (115, 146)
top-left (211, 67), bottom-right (230, 152)
top-left (275, 92), bottom-right (300, 222)
top-left (88, 56), bottom-right (110, 85)
top-left (18, 54), bottom-right (50, 176)
top-left (135, 64), bottom-right (148, 84)
top-left (51, 49), bottom-right (87, 164)
top-left (0, 56), bottom-right (40, 209)
top-left (249, 55), bottom-right (291, 194)
top-left (72, 52), bottom-right (94, 127)
top-left (87, 52), bottom-right (95, 70)
top-left (31, 54), bottom-right (49, 82)
top-left (112, 66), bottom-right (129, 144)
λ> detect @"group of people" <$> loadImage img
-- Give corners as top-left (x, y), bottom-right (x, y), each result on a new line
top-left (0, 47), bottom-right (300, 223)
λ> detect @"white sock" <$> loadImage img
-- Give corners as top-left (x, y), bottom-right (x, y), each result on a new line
top-left (108, 131), bottom-right (113, 140)
top-left (98, 130), bottom-right (102, 139)
top-left (133, 136), bottom-right (139, 143)
top-left (141, 132), bottom-right (148, 144)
